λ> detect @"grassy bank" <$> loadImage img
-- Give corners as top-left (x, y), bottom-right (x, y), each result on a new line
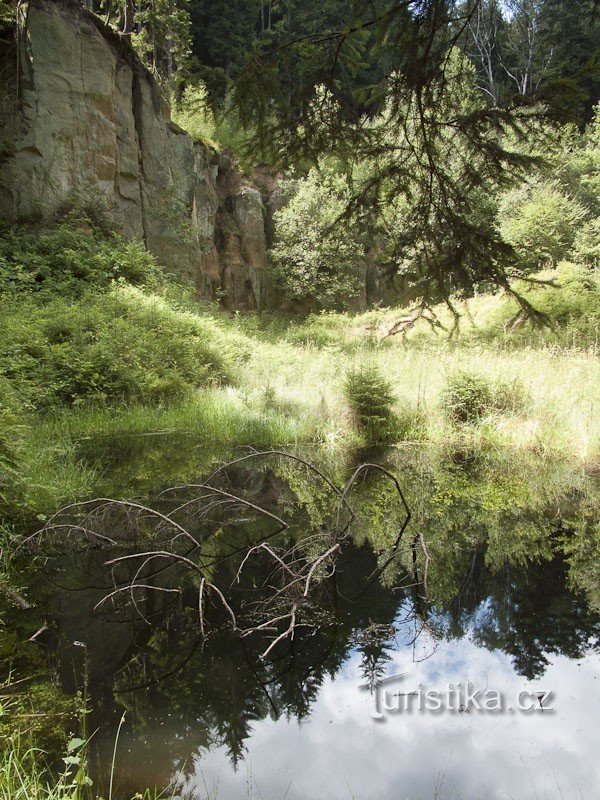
top-left (7, 336), bottom-right (600, 516)
top-left (1, 246), bottom-right (599, 519)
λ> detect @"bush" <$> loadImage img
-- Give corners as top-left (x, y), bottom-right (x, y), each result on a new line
top-left (344, 365), bottom-right (396, 442)
top-left (0, 378), bottom-right (22, 497)
top-left (443, 371), bottom-right (495, 423)
top-left (523, 262), bottom-right (600, 334)
top-left (499, 182), bottom-right (587, 272)
top-left (271, 167), bottom-right (366, 310)
top-left (572, 218), bottom-right (600, 266)
top-left (443, 371), bottom-right (528, 423)
top-left (171, 83), bottom-right (217, 146)
top-left (0, 287), bottom-right (237, 409)
top-left (0, 218), bottom-right (161, 299)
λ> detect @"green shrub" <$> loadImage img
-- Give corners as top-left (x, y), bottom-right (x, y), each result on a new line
top-left (572, 217), bottom-right (600, 266)
top-left (0, 218), bottom-right (161, 299)
top-left (443, 371), bottom-right (528, 423)
top-left (172, 83), bottom-right (217, 146)
top-left (443, 371), bottom-right (495, 423)
top-left (271, 167), bottom-right (366, 310)
top-left (0, 378), bottom-right (23, 496)
top-left (344, 365), bottom-right (396, 442)
top-left (525, 262), bottom-right (600, 331)
top-left (0, 287), bottom-right (236, 409)
top-left (499, 182), bottom-right (587, 272)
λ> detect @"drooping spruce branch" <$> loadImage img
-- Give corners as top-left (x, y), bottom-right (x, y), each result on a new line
top-left (228, 0), bottom-right (595, 310)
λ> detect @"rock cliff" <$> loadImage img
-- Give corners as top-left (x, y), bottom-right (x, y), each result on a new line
top-left (0, 0), bottom-right (270, 308)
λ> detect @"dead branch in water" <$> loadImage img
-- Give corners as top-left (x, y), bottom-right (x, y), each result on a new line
top-left (24, 450), bottom-right (423, 659)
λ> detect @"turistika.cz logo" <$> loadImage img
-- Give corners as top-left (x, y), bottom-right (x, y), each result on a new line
top-left (360, 673), bottom-right (555, 721)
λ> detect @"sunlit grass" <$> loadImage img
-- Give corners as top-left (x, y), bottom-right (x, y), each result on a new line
top-left (4, 264), bottom-right (599, 518)
top-left (10, 319), bottom-right (600, 518)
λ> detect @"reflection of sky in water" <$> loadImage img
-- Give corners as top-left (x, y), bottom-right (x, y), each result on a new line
top-left (178, 617), bottom-right (600, 800)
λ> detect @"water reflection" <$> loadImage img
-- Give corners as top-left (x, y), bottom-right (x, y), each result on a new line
top-left (5, 443), bottom-right (600, 799)
top-left (179, 645), bottom-right (600, 800)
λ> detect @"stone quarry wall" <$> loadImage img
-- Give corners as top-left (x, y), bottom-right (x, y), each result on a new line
top-left (0, 0), bottom-right (270, 308)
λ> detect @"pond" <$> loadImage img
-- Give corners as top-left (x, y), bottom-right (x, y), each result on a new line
top-left (4, 440), bottom-right (600, 800)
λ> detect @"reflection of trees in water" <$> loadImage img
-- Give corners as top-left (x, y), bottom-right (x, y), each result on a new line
top-left (468, 558), bottom-right (600, 679)
top-left (99, 550), bottom-right (598, 793)
top-left (14, 445), bottom-right (600, 792)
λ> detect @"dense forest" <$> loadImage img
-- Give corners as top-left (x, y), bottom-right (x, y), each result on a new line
top-left (0, 1), bottom-right (599, 799)
top-left (65, 0), bottom-right (600, 307)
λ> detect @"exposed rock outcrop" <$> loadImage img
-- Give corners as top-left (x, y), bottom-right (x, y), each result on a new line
top-left (0, 0), bottom-right (270, 308)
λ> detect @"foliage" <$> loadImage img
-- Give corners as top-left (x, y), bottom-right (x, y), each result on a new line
top-left (271, 167), bottom-right (365, 309)
top-left (555, 110), bottom-right (600, 215)
top-left (443, 371), bottom-right (495, 423)
top-left (0, 287), bottom-right (235, 409)
top-left (172, 82), bottom-right (217, 145)
top-left (443, 370), bottom-right (528, 423)
top-left (572, 218), bottom-right (600, 266)
top-left (563, 515), bottom-right (600, 611)
top-left (226, 0), bottom-right (600, 306)
top-left (461, 0), bottom-right (600, 122)
top-left (0, 219), bottom-right (162, 300)
top-left (0, 378), bottom-right (22, 499)
top-left (344, 365), bottom-right (396, 442)
top-left (0, 1), bottom-right (12, 24)
top-left (499, 182), bottom-right (587, 271)
top-left (268, 54), bottom-right (535, 308)
top-left (0, 731), bottom-right (160, 800)
top-left (512, 261), bottom-right (600, 334)
top-left (100, 0), bottom-right (191, 81)
top-left (188, 0), bottom-right (261, 92)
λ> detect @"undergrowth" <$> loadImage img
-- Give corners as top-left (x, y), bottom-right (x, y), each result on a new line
top-left (0, 220), bottom-right (598, 521)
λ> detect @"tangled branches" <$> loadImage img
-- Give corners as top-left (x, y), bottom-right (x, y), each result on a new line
top-left (23, 450), bottom-right (423, 660)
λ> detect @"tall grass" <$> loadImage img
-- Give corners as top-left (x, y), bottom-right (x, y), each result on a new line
top-left (0, 740), bottom-right (88, 800)
top-left (0, 738), bottom-right (165, 800)
top-left (2, 261), bottom-right (599, 520)
top-left (7, 313), bottom-right (600, 519)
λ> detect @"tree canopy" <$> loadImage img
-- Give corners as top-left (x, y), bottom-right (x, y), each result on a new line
top-left (77, 0), bottom-right (599, 310)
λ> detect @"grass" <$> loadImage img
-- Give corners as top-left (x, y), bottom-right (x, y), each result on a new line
top-left (6, 318), bottom-right (598, 518)
top-left (233, 309), bottom-right (600, 464)
top-left (1, 260), bottom-right (599, 520)
top-left (0, 672), bottom-right (166, 800)
top-left (0, 737), bottom-right (166, 800)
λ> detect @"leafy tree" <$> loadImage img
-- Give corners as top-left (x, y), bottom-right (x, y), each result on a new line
top-left (537, 0), bottom-right (600, 123)
top-left (171, 81), bottom-right (216, 143)
top-left (499, 181), bottom-right (587, 270)
top-left (134, 0), bottom-right (191, 79)
top-left (499, 0), bottom-right (553, 96)
top-left (271, 165), bottom-right (366, 309)
top-left (100, 0), bottom-right (191, 80)
top-left (460, 0), bottom-right (508, 105)
top-left (458, 0), bottom-right (599, 120)
top-left (559, 105), bottom-right (600, 216)
top-left (227, 0), bottom-right (598, 312)
top-left (572, 217), bottom-right (600, 266)
top-left (344, 364), bottom-right (396, 442)
top-left (189, 0), bottom-right (261, 77)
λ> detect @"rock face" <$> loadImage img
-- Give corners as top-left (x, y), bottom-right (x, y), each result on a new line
top-left (0, 0), bottom-right (270, 308)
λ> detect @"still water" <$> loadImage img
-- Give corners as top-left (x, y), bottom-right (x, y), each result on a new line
top-left (8, 441), bottom-right (600, 799)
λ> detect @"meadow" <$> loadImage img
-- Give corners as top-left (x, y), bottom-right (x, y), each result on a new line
top-left (0, 257), bottom-right (597, 521)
